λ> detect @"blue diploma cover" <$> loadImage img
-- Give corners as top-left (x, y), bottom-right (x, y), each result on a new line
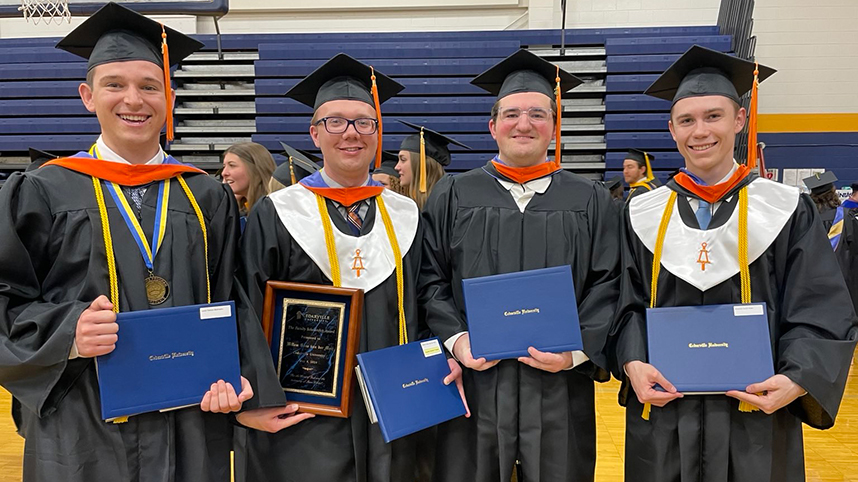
top-left (646, 303), bottom-right (775, 393)
top-left (95, 301), bottom-right (241, 421)
top-left (355, 337), bottom-right (467, 443)
top-left (462, 266), bottom-right (584, 360)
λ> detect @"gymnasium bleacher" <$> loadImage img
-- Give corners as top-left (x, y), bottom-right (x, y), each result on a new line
top-left (0, 25), bottom-right (736, 182)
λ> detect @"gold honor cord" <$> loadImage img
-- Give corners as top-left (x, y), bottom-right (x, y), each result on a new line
top-left (91, 174), bottom-right (211, 310)
top-left (642, 187), bottom-right (757, 420)
top-left (315, 194), bottom-right (408, 345)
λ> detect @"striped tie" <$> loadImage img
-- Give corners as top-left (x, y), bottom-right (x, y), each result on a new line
top-left (347, 203), bottom-right (363, 235)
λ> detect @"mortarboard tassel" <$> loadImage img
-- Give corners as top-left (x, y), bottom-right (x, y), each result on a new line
top-left (746, 62), bottom-right (760, 170)
top-left (160, 24), bottom-right (174, 142)
top-left (370, 66), bottom-right (383, 169)
top-left (288, 156), bottom-right (297, 185)
top-left (643, 152), bottom-right (655, 183)
top-left (419, 127), bottom-right (427, 193)
top-left (554, 66), bottom-right (562, 168)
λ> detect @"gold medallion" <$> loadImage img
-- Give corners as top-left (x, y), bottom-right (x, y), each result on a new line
top-left (145, 274), bottom-right (170, 305)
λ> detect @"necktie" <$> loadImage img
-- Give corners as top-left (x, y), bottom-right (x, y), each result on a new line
top-left (346, 203), bottom-right (363, 236)
top-left (128, 186), bottom-right (146, 211)
top-left (696, 200), bottom-right (712, 230)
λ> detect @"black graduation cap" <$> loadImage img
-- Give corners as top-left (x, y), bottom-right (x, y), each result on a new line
top-left (644, 45), bottom-right (776, 105)
top-left (625, 149), bottom-right (655, 165)
top-left (603, 175), bottom-right (623, 191)
top-left (803, 171), bottom-right (838, 195)
top-left (55, 2), bottom-right (203, 71)
top-left (275, 141), bottom-right (321, 186)
top-left (398, 120), bottom-right (471, 168)
top-left (26, 148), bottom-right (57, 172)
top-left (373, 152), bottom-right (400, 179)
top-left (851, 182), bottom-right (858, 192)
top-left (470, 49), bottom-right (583, 99)
top-left (284, 53), bottom-right (404, 110)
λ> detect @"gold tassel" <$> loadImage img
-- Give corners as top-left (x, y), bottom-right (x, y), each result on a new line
top-left (418, 127), bottom-right (427, 193)
top-left (746, 62), bottom-right (759, 170)
top-left (370, 66), bottom-right (383, 169)
top-left (289, 156), bottom-right (297, 185)
top-left (643, 152), bottom-right (655, 183)
top-left (160, 24), bottom-right (173, 142)
top-left (642, 402), bottom-right (651, 420)
top-left (554, 66), bottom-right (562, 168)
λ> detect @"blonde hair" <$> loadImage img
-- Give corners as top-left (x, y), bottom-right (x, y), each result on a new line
top-left (268, 176), bottom-right (288, 194)
top-left (404, 151), bottom-right (446, 210)
top-left (223, 142), bottom-right (276, 212)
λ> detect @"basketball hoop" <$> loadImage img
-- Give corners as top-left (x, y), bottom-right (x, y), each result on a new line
top-left (19, 0), bottom-right (71, 25)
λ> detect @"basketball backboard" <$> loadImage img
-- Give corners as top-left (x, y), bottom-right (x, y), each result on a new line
top-left (0, 0), bottom-right (229, 17)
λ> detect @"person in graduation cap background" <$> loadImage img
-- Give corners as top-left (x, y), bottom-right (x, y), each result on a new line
top-left (603, 175), bottom-right (625, 204)
top-left (804, 172), bottom-right (858, 313)
top-left (623, 148), bottom-right (661, 201)
top-left (268, 141), bottom-right (322, 192)
top-left (395, 120), bottom-right (469, 210)
top-left (609, 45), bottom-right (858, 482)
top-left (372, 150), bottom-right (404, 192)
top-left (418, 49), bottom-right (621, 482)
top-left (233, 53), bottom-right (467, 482)
top-left (0, 3), bottom-right (265, 482)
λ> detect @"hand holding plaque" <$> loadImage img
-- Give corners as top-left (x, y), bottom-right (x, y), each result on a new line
top-left (261, 281), bottom-right (363, 418)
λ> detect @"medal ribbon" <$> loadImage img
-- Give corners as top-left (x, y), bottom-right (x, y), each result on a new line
top-left (104, 180), bottom-right (170, 273)
top-left (640, 187), bottom-right (758, 420)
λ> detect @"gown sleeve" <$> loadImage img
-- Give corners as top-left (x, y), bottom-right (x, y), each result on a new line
top-left (234, 197), bottom-right (290, 410)
top-left (574, 183), bottom-right (621, 380)
top-left (776, 195), bottom-right (858, 429)
top-left (0, 173), bottom-right (90, 417)
top-left (417, 176), bottom-right (468, 346)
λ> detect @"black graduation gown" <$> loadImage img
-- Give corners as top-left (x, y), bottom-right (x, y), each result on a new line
top-left (609, 175), bottom-right (858, 482)
top-left (236, 193), bottom-right (424, 482)
top-left (819, 206), bottom-right (858, 312)
top-left (418, 162), bottom-right (621, 482)
top-left (0, 164), bottom-right (248, 482)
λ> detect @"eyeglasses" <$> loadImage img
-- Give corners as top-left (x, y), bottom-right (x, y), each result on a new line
top-left (498, 107), bottom-right (552, 124)
top-left (314, 116), bottom-right (379, 135)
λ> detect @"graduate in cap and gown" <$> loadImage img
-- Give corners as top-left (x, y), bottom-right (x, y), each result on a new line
top-left (603, 175), bottom-right (625, 204)
top-left (418, 49), bottom-right (621, 482)
top-left (623, 148), bottom-right (661, 201)
top-left (395, 120), bottom-right (470, 210)
top-left (0, 3), bottom-right (262, 482)
top-left (609, 45), bottom-right (858, 482)
top-left (235, 53), bottom-right (465, 482)
top-left (804, 172), bottom-right (858, 312)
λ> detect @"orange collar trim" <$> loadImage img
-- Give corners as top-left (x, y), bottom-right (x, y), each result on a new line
top-left (491, 160), bottom-right (561, 185)
top-left (42, 157), bottom-right (205, 186)
top-left (673, 165), bottom-right (751, 204)
top-left (301, 184), bottom-right (385, 206)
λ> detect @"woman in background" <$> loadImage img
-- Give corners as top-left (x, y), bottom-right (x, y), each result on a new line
top-left (396, 121), bottom-right (469, 210)
top-left (222, 141), bottom-right (276, 219)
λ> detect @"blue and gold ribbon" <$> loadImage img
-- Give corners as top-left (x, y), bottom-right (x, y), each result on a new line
top-left (829, 206), bottom-right (844, 251)
top-left (104, 180), bottom-right (170, 271)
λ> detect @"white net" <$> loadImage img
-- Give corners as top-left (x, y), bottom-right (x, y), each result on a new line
top-left (18, 0), bottom-right (71, 25)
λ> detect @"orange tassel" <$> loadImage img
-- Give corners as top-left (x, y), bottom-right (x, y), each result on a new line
top-left (554, 66), bottom-right (562, 168)
top-left (746, 62), bottom-right (759, 170)
top-left (370, 66), bottom-right (383, 170)
top-left (418, 127), bottom-right (427, 193)
top-left (160, 24), bottom-right (173, 142)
